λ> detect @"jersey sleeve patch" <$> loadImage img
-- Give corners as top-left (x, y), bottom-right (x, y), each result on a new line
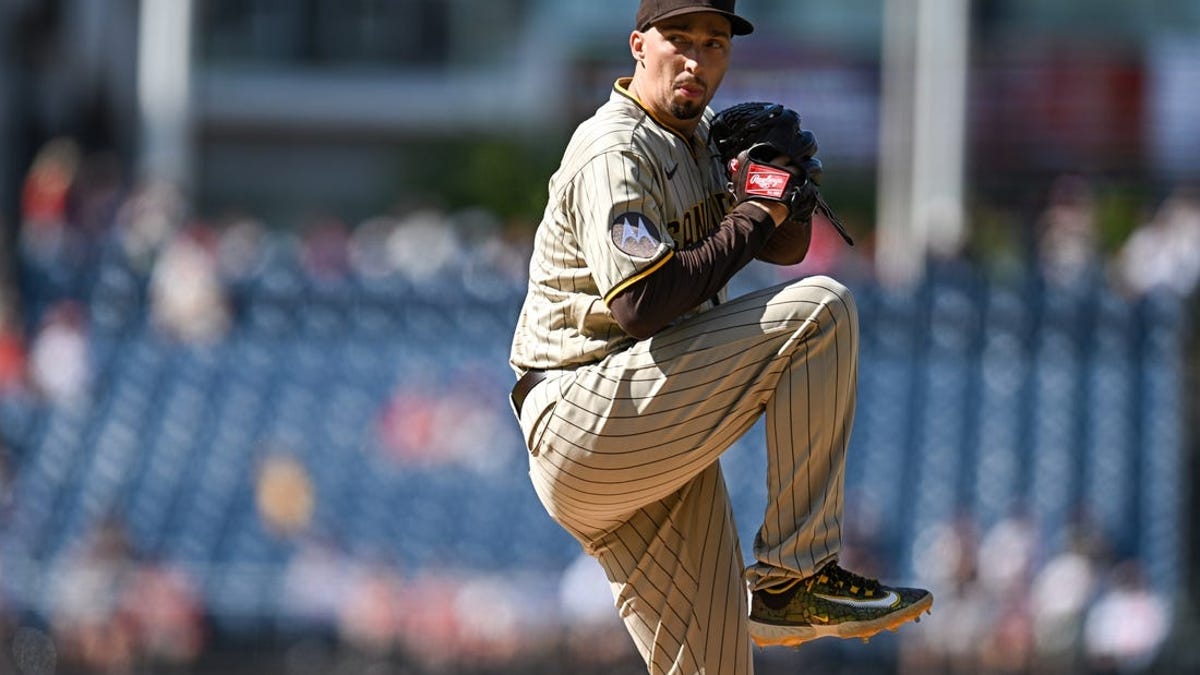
top-left (611, 212), bottom-right (664, 258)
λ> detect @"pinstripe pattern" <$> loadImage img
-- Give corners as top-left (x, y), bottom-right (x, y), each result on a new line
top-left (517, 277), bottom-right (858, 674)
top-left (512, 80), bottom-right (859, 675)
top-left (511, 79), bottom-right (729, 374)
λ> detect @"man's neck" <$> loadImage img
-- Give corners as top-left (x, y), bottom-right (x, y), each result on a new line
top-left (623, 74), bottom-right (699, 137)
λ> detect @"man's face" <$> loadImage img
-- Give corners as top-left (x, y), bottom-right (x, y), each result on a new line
top-left (631, 12), bottom-right (732, 130)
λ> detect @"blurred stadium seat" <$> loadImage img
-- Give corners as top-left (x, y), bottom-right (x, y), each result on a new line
top-left (0, 248), bottom-right (1190, 667)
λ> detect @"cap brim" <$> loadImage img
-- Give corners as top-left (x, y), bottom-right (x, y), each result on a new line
top-left (645, 8), bottom-right (755, 36)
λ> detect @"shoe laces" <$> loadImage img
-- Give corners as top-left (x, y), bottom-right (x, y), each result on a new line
top-left (806, 562), bottom-right (882, 598)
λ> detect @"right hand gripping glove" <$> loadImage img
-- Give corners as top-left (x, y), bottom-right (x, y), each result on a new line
top-left (713, 102), bottom-right (854, 245)
top-left (728, 143), bottom-right (819, 222)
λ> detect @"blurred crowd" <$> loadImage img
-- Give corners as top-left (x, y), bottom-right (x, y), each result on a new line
top-left (0, 509), bottom-right (1175, 674)
top-left (2, 519), bottom-right (206, 674)
top-left (895, 513), bottom-right (1170, 675)
top-left (5, 138), bottom-right (1200, 414)
top-left (0, 137), bottom-right (551, 673)
top-left (0, 136), bottom-right (1195, 674)
top-left (0, 516), bottom-right (641, 674)
top-left (1, 136), bottom-right (533, 411)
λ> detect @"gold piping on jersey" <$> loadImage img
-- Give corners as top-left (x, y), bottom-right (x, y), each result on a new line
top-left (613, 78), bottom-right (695, 149)
top-left (603, 248), bottom-right (676, 305)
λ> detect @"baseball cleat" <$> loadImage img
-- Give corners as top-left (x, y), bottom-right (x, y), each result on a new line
top-left (748, 561), bottom-right (933, 648)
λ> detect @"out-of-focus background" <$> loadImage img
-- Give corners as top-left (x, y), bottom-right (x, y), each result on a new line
top-left (0, 1), bottom-right (1196, 673)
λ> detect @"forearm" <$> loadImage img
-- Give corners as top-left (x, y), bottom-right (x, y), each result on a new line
top-left (608, 202), bottom-right (777, 339)
top-left (756, 217), bottom-right (812, 265)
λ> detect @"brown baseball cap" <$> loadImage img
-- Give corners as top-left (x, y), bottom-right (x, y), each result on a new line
top-left (636, 0), bottom-right (754, 36)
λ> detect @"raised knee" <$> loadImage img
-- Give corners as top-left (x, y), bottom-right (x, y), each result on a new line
top-left (782, 275), bottom-right (857, 322)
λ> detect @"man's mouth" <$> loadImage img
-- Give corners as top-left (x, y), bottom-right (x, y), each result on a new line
top-left (676, 80), bottom-right (706, 99)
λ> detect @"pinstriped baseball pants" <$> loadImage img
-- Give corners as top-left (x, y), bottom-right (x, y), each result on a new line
top-left (517, 276), bottom-right (858, 675)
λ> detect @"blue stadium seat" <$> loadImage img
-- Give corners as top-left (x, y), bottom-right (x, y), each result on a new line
top-left (1138, 292), bottom-right (1187, 597)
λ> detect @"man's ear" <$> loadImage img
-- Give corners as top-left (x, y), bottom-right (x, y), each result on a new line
top-left (630, 31), bottom-right (645, 64)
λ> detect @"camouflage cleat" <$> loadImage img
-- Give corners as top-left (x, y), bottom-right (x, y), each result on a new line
top-left (748, 561), bottom-right (933, 648)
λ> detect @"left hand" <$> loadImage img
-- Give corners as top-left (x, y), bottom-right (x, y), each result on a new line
top-left (727, 143), bottom-right (818, 224)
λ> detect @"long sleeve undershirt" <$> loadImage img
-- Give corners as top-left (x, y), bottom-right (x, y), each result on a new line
top-left (608, 202), bottom-right (778, 339)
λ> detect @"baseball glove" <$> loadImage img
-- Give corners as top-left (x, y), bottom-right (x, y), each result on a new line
top-left (727, 143), bottom-right (812, 214)
top-left (712, 102), bottom-right (854, 247)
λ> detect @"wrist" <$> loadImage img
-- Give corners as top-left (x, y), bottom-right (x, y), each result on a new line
top-left (747, 200), bottom-right (790, 226)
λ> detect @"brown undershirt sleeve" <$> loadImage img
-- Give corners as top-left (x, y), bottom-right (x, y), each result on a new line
top-left (608, 202), bottom-right (777, 339)
top-left (755, 217), bottom-right (812, 266)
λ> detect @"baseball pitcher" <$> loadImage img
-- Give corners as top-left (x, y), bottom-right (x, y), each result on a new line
top-left (509, 1), bottom-right (931, 672)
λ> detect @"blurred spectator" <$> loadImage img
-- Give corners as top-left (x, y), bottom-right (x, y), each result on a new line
top-left (393, 573), bottom-right (462, 670)
top-left (118, 559), bottom-right (206, 667)
top-left (901, 577), bottom-right (993, 675)
top-left (27, 299), bottom-right (90, 407)
top-left (450, 575), bottom-right (529, 665)
top-left (47, 518), bottom-right (138, 673)
top-left (298, 214), bottom-right (352, 283)
top-left (436, 368), bottom-right (516, 473)
top-left (255, 451), bottom-right (316, 538)
top-left (977, 599), bottom-right (1035, 674)
top-left (341, 206), bottom-right (532, 295)
top-left (111, 177), bottom-right (187, 274)
top-left (1113, 187), bottom-right (1200, 297)
top-left (1030, 542), bottom-right (1099, 672)
top-left (974, 514), bottom-right (1039, 671)
top-left (19, 137), bottom-right (82, 267)
top-left (0, 312), bottom-right (27, 396)
top-left (1083, 561), bottom-right (1170, 674)
top-left (898, 505), bottom-right (1177, 675)
top-left (913, 512), bottom-right (980, 593)
top-left (348, 215), bottom-right (402, 281)
top-left (335, 562), bottom-right (405, 658)
top-left (149, 224), bottom-right (231, 344)
top-left (18, 138), bottom-right (90, 319)
top-left (17, 141), bottom-right (128, 330)
top-left (375, 367), bottom-right (515, 472)
top-left (280, 536), bottom-right (358, 632)
top-left (46, 517), bottom-right (205, 673)
top-left (903, 515), bottom-right (988, 674)
top-left (976, 511), bottom-right (1038, 596)
top-left (376, 385), bottom-right (438, 465)
top-left (387, 208), bottom-right (463, 285)
top-left (458, 210), bottom-right (535, 300)
top-left (215, 213), bottom-right (270, 284)
top-left (1035, 174), bottom-right (1101, 288)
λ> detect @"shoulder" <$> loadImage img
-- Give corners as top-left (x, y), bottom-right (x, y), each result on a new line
top-left (559, 97), bottom-right (660, 180)
top-left (569, 94), bottom-right (652, 156)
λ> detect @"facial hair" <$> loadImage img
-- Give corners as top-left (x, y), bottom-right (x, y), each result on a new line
top-left (670, 99), bottom-right (705, 121)
top-left (669, 74), bottom-right (709, 122)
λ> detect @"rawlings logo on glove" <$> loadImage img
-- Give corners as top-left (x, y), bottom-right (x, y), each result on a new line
top-left (745, 166), bottom-right (791, 198)
top-left (727, 143), bottom-right (809, 217)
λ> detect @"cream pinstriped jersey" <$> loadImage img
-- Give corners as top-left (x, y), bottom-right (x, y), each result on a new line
top-left (510, 78), bottom-right (731, 374)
